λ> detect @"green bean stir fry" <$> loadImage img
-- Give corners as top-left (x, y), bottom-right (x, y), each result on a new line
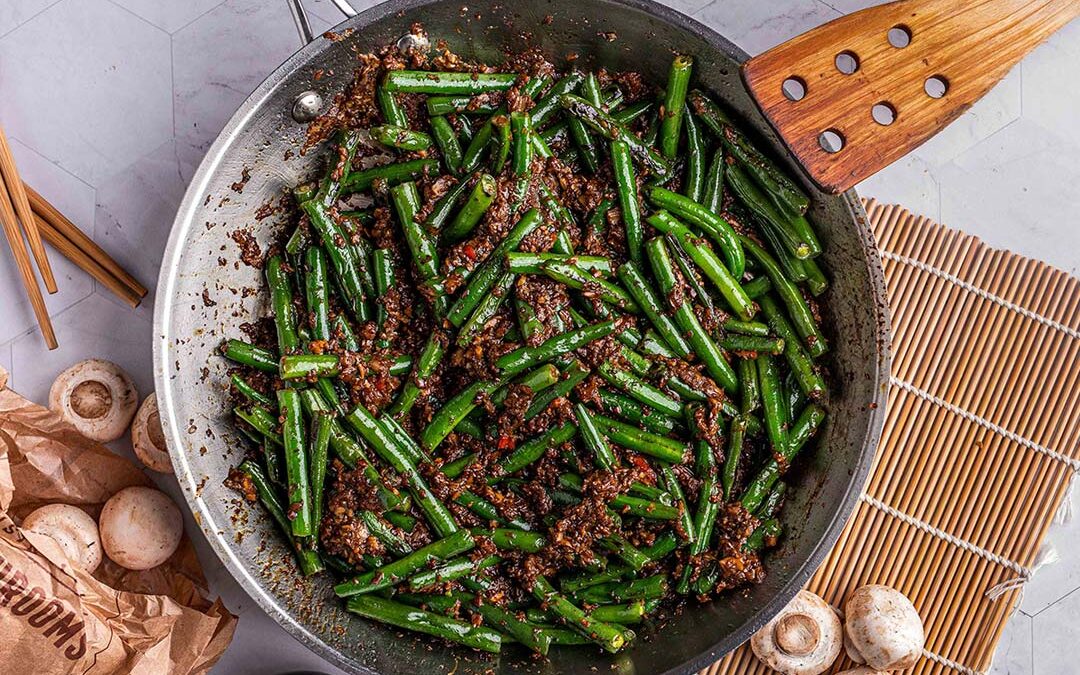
top-left (224, 32), bottom-right (829, 657)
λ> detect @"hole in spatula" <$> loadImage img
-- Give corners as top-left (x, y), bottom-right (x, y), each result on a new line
top-left (834, 51), bottom-right (859, 75)
top-left (924, 75), bottom-right (949, 98)
top-left (781, 77), bottom-right (807, 101)
top-left (818, 129), bottom-right (845, 153)
top-left (888, 25), bottom-right (912, 48)
top-left (872, 102), bottom-right (896, 125)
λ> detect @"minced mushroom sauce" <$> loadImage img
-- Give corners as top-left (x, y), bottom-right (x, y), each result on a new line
top-left (225, 24), bottom-right (814, 647)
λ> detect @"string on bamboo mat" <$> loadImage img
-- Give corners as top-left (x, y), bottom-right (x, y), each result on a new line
top-left (880, 250), bottom-right (1080, 342)
top-left (859, 493), bottom-right (1059, 600)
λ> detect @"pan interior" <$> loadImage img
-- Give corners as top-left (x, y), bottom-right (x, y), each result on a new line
top-left (154, 1), bottom-right (889, 673)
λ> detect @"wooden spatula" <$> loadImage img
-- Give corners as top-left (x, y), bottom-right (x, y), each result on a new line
top-left (743, 0), bottom-right (1080, 194)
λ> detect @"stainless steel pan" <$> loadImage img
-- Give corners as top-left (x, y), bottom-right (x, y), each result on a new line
top-left (153, 1), bottom-right (890, 672)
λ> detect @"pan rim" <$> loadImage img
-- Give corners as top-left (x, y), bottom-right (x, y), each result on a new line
top-left (153, 1), bottom-right (891, 672)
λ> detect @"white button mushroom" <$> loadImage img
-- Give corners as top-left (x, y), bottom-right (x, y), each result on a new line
top-left (844, 585), bottom-right (925, 671)
top-left (20, 504), bottom-right (103, 574)
top-left (131, 394), bottom-right (173, 474)
top-left (99, 486), bottom-right (183, 570)
top-left (837, 668), bottom-right (888, 675)
top-left (49, 359), bottom-right (138, 442)
top-left (751, 590), bottom-right (843, 675)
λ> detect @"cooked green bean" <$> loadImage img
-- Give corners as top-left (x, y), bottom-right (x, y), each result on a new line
top-left (689, 90), bottom-right (810, 215)
top-left (682, 107), bottom-right (705, 203)
top-left (429, 116), bottom-right (463, 173)
top-left (341, 158), bottom-right (437, 194)
top-left (507, 252), bottom-right (612, 276)
top-left (531, 71), bottom-right (585, 128)
top-left (239, 460), bottom-right (323, 576)
top-left (726, 163), bottom-right (819, 259)
top-left (345, 594), bottom-right (502, 653)
top-left (741, 404), bottom-right (825, 512)
top-left (370, 124), bottom-right (432, 151)
top-left (540, 260), bottom-right (639, 313)
top-left (303, 247), bottom-right (331, 342)
top-left (301, 201), bottom-right (370, 321)
top-left (598, 361), bottom-right (682, 418)
top-left (266, 255), bottom-right (300, 355)
top-left (223, 339), bottom-right (277, 372)
top-left (377, 81), bottom-right (408, 127)
top-left (385, 70), bottom-right (518, 94)
top-left (497, 320), bottom-right (615, 377)
top-left (422, 380), bottom-right (499, 451)
top-left (510, 111), bottom-right (532, 175)
top-left (530, 576), bottom-right (626, 653)
top-left (611, 139), bottom-right (644, 265)
top-left (591, 413), bottom-right (686, 464)
top-left (560, 95), bottom-right (672, 179)
top-left (647, 211), bottom-right (753, 320)
top-left (597, 388), bottom-right (680, 436)
top-left (702, 146), bottom-right (725, 213)
top-left (426, 96), bottom-right (499, 116)
top-left (647, 186), bottom-right (745, 278)
top-left (645, 237), bottom-right (738, 391)
top-left (742, 237), bottom-right (828, 358)
top-left (718, 334), bottom-right (785, 355)
top-left (448, 208), bottom-right (542, 326)
top-left (721, 415), bottom-right (748, 501)
top-left (575, 403), bottom-right (617, 471)
top-left (443, 173), bottom-right (496, 242)
top-left (617, 261), bottom-right (691, 358)
top-left (660, 55), bottom-right (693, 159)
top-left (344, 403), bottom-right (458, 537)
top-left (280, 354), bottom-right (339, 379)
top-left (277, 389), bottom-right (312, 537)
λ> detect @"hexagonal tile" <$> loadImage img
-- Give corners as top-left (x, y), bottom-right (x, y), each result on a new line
top-left (661, 0), bottom-right (720, 17)
top-left (988, 609), bottom-right (1032, 675)
top-left (302, 0), bottom-right (358, 29)
top-left (859, 152), bottom-right (941, 224)
top-left (172, 0), bottom-right (333, 157)
top-left (0, 0), bottom-right (172, 186)
top-left (1033, 587), bottom-right (1080, 673)
top-left (692, 0), bottom-right (839, 55)
top-left (210, 599), bottom-right (349, 675)
top-left (814, 0), bottom-right (889, 13)
top-left (0, 342), bottom-right (11, 377)
top-left (0, 140), bottom-right (95, 344)
top-left (0, 0), bottom-right (57, 38)
top-left (108, 0), bottom-right (225, 33)
top-left (94, 139), bottom-right (193, 302)
top-left (8, 137), bottom-right (96, 228)
top-left (1021, 20), bottom-right (1080, 151)
top-left (937, 119), bottom-right (1080, 276)
top-left (915, 67), bottom-right (1022, 167)
top-left (9, 293), bottom-right (153, 407)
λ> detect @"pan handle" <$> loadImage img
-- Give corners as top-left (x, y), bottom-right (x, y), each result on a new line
top-left (285, 0), bottom-right (358, 45)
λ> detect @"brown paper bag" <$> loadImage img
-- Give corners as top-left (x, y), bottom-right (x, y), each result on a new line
top-left (0, 366), bottom-right (236, 674)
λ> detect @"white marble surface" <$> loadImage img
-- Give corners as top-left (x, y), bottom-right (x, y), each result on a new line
top-left (0, 1), bottom-right (1076, 673)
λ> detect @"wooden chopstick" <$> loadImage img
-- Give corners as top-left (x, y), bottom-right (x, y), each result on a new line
top-left (0, 123), bottom-right (56, 294)
top-left (0, 173), bottom-right (56, 349)
top-left (25, 183), bottom-right (148, 300)
top-left (32, 212), bottom-right (142, 308)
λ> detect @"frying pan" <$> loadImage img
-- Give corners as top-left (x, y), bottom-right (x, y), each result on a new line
top-left (152, 0), bottom-right (1044, 671)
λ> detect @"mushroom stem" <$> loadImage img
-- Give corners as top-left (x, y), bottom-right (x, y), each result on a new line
top-left (49, 359), bottom-right (138, 442)
top-left (776, 613), bottom-right (822, 657)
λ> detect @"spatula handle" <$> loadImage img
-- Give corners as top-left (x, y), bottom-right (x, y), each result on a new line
top-left (743, 0), bottom-right (1080, 194)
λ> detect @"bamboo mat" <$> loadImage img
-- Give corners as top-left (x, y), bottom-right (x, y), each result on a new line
top-left (707, 199), bottom-right (1080, 675)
